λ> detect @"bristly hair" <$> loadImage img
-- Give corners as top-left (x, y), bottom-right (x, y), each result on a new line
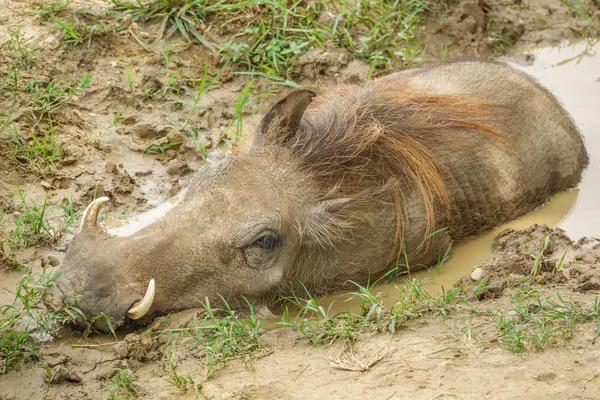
top-left (276, 80), bottom-right (509, 252)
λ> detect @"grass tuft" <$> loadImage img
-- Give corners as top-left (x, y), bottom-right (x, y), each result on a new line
top-left (104, 368), bottom-right (138, 399)
top-left (0, 186), bottom-right (81, 249)
top-left (0, 267), bottom-right (72, 374)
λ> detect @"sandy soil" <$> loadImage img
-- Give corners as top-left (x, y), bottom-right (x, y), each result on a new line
top-left (1, 0), bottom-right (599, 398)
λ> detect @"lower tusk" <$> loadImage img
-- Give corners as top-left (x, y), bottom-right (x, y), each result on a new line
top-left (80, 197), bottom-right (110, 230)
top-left (127, 279), bottom-right (155, 320)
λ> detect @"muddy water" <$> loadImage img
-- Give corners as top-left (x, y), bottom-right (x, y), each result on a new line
top-left (103, 41), bottom-right (600, 315)
top-left (506, 40), bottom-right (600, 240)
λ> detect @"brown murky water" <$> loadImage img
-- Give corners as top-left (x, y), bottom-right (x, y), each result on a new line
top-left (105, 41), bottom-right (600, 315)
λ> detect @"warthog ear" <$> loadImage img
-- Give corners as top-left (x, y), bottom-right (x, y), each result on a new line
top-left (253, 89), bottom-right (316, 148)
top-left (305, 180), bottom-right (397, 245)
top-left (303, 197), bottom-right (356, 247)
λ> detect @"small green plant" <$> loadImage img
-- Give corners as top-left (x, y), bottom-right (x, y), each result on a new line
top-left (0, 267), bottom-right (73, 374)
top-left (0, 71), bottom-right (21, 108)
top-left (1, 186), bottom-right (81, 249)
top-left (495, 287), bottom-right (600, 354)
top-left (143, 141), bottom-right (182, 155)
top-left (45, 16), bottom-right (110, 52)
top-left (219, 79), bottom-right (255, 145)
top-left (154, 297), bottom-right (263, 379)
top-left (488, 37), bottom-right (514, 55)
top-left (104, 368), bottom-right (138, 399)
top-left (164, 339), bottom-right (195, 391)
top-left (560, 0), bottom-right (593, 19)
top-left (281, 290), bottom-right (362, 345)
top-left (531, 236), bottom-right (549, 276)
top-left (109, 0), bottom-right (219, 52)
top-left (27, 73), bottom-right (90, 120)
top-left (160, 47), bottom-right (183, 95)
top-left (33, 1), bottom-right (72, 21)
top-left (1, 27), bottom-right (37, 69)
top-left (6, 123), bottom-right (63, 169)
top-left (0, 73), bottom-right (89, 170)
top-left (165, 63), bottom-right (226, 134)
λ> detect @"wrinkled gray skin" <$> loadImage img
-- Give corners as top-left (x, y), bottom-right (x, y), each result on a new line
top-left (45, 61), bottom-right (588, 328)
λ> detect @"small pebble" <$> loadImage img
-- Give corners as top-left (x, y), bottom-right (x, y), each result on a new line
top-left (471, 267), bottom-right (484, 282)
top-left (123, 14), bottom-right (133, 27)
top-left (110, 61), bottom-right (118, 68)
top-left (140, 31), bottom-right (150, 38)
top-left (48, 256), bottom-right (60, 267)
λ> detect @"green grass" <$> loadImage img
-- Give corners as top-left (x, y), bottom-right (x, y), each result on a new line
top-left (143, 141), bottom-right (182, 155)
top-left (0, 50), bottom-right (90, 170)
top-left (142, 264), bottom-right (600, 383)
top-left (495, 286), bottom-right (600, 354)
top-left (0, 186), bottom-right (81, 249)
top-left (104, 368), bottom-right (138, 399)
top-left (280, 276), bottom-right (469, 345)
top-left (164, 339), bottom-right (198, 392)
top-left (43, 14), bottom-right (113, 54)
top-left (0, 267), bottom-right (72, 374)
top-left (165, 64), bottom-right (212, 133)
top-left (32, 1), bottom-right (72, 21)
top-left (218, 78), bottom-right (254, 145)
top-left (153, 297), bottom-right (263, 380)
top-left (443, 275), bottom-right (600, 354)
top-left (0, 27), bottom-right (37, 70)
top-left (559, 0), bottom-right (600, 35)
top-left (108, 0), bottom-right (430, 80)
top-left (109, 0), bottom-right (219, 53)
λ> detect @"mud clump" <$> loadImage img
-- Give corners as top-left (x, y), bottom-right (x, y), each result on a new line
top-left (439, 1), bottom-right (490, 56)
top-left (458, 224), bottom-right (600, 299)
top-left (294, 44), bottom-right (371, 84)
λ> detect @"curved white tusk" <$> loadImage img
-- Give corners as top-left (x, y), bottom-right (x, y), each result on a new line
top-left (127, 279), bottom-right (155, 320)
top-left (80, 197), bottom-right (110, 231)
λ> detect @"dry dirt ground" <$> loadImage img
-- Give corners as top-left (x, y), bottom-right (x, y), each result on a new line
top-left (0, 0), bottom-right (599, 399)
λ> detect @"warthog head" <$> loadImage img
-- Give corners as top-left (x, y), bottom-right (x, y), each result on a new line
top-left (45, 89), bottom-right (391, 328)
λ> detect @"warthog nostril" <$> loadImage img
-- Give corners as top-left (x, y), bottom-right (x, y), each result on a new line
top-left (127, 279), bottom-right (155, 320)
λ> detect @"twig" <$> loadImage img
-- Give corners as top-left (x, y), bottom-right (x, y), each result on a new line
top-left (583, 373), bottom-right (600, 391)
top-left (294, 364), bottom-right (309, 381)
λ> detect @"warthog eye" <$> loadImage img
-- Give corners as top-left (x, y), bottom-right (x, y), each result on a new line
top-left (242, 231), bottom-right (281, 269)
top-left (253, 233), bottom-right (279, 250)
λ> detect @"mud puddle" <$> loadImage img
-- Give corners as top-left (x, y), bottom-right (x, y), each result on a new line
top-left (505, 39), bottom-right (600, 239)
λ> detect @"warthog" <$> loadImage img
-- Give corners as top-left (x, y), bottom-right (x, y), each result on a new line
top-left (45, 60), bottom-right (588, 327)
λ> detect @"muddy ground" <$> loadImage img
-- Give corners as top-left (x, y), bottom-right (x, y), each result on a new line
top-left (1, 0), bottom-right (599, 399)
